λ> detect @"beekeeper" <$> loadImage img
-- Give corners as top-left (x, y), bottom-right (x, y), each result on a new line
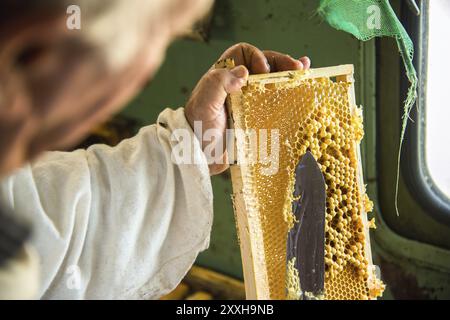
top-left (0, 0), bottom-right (310, 299)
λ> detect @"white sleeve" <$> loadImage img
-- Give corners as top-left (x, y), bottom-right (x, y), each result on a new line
top-left (0, 108), bottom-right (213, 300)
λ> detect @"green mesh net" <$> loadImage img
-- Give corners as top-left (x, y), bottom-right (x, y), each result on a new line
top-left (318, 0), bottom-right (418, 214)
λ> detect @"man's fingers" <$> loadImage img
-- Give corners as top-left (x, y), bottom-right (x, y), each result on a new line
top-left (194, 66), bottom-right (248, 110)
top-left (263, 50), bottom-right (305, 72)
top-left (209, 65), bottom-right (248, 94)
top-left (299, 56), bottom-right (311, 70)
top-left (185, 65), bottom-right (248, 131)
top-left (219, 43), bottom-right (312, 75)
top-left (219, 43), bottom-right (270, 74)
top-left (229, 65), bottom-right (249, 86)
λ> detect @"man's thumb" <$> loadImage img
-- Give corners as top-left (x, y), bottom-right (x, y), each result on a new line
top-left (205, 65), bottom-right (248, 98)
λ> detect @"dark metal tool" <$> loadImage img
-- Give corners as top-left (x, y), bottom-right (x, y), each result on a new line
top-left (286, 151), bottom-right (326, 299)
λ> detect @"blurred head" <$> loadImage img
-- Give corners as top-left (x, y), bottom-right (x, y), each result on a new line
top-left (0, 0), bottom-right (212, 176)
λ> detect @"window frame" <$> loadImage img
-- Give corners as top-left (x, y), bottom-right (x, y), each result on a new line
top-left (402, 0), bottom-right (450, 225)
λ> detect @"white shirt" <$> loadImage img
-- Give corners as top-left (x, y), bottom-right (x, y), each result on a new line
top-left (0, 108), bottom-right (213, 299)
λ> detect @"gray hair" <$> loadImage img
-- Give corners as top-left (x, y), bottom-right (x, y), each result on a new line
top-left (1, 1), bottom-right (165, 70)
top-left (1, 0), bottom-right (212, 70)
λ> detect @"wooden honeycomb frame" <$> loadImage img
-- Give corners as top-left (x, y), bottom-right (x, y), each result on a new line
top-left (227, 65), bottom-right (382, 300)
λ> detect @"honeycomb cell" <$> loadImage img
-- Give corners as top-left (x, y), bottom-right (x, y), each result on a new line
top-left (233, 75), bottom-right (384, 300)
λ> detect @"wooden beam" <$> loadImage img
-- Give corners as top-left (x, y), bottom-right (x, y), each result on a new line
top-left (227, 92), bottom-right (270, 300)
top-left (247, 64), bottom-right (354, 85)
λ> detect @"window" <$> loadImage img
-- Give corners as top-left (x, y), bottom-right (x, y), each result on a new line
top-left (402, 0), bottom-right (450, 225)
top-left (425, 0), bottom-right (450, 198)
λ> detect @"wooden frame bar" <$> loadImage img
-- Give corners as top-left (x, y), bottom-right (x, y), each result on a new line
top-left (246, 64), bottom-right (354, 85)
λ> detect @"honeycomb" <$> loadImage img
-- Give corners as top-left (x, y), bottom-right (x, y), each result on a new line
top-left (230, 67), bottom-right (384, 300)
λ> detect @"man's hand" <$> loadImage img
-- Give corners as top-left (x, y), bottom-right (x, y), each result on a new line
top-left (185, 43), bottom-right (311, 175)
